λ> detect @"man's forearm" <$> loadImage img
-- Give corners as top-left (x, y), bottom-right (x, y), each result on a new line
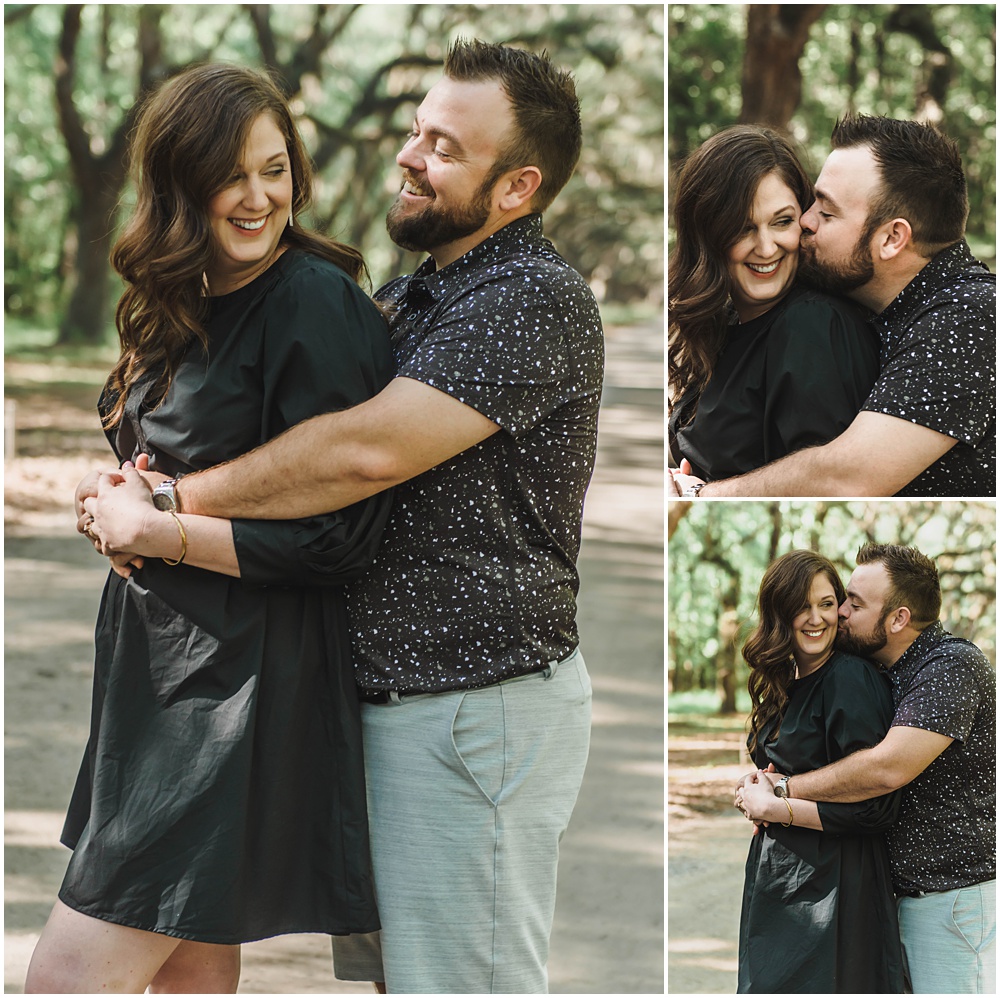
top-left (699, 443), bottom-right (855, 497)
top-left (787, 747), bottom-right (896, 803)
top-left (177, 412), bottom-right (393, 520)
top-left (698, 411), bottom-right (955, 497)
top-left (174, 376), bottom-right (500, 520)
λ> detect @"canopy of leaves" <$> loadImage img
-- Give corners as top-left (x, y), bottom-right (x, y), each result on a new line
top-left (4, 3), bottom-right (664, 340)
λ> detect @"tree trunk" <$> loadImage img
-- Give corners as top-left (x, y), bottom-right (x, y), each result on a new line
top-left (885, 5), bottom-right (953, 125)
top-left (717, 606), bottom-right (740, 714)
top-left (740, 4), bottom-right (828, 129)
top-left (58, 191), bottom-right (120, 344)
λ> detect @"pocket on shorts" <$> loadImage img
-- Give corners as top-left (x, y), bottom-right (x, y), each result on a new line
top-left (450, 690), bottom-right (505, 806)
top-left (951, 885), bottom-right (991, 951)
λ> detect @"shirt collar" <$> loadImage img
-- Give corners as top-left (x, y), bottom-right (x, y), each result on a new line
top-left (889, 620), bottom-right (947, 678)
top-left (877, 240), bottom-right (982, 327)
top-left (407, 214), bottom-right (545, 300)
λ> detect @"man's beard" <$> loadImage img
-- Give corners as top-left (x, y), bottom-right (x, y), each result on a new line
top-left (798, 231), bottom-right (875, 296)
top-left (835, 616), bottom-right (888, 659)
top-left (385, 176), bottom-right (492, 253)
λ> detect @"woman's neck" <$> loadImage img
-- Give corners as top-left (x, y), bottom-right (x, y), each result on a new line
top-left (793, 647), bottom-right (834, 680)
top-left (204, 243), bottom-right (287, 297)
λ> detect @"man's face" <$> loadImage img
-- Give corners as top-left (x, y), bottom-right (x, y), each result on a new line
top-left (386, 76), bottom-right (514, 267)
top-left (836, 562), bottom-right (893, 663)
top-left (798, 145), bottom-right (881, 300)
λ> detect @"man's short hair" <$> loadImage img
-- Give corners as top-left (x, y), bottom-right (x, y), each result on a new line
top-left (444, 38), bottom-right (582, 212)
top-left (831, 113), bottom-right (968, 256)
top-left (856, 542), bottom-right (942, 628)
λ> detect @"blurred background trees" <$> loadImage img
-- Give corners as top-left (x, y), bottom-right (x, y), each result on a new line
top-left (4, 3), bottom-right (664, 345)
top-left (668, 501), bottom-right (996, 714)
top-left (668, 4), bottom-right (996, 265)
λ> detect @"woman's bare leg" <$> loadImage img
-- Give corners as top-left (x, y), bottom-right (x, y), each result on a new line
top-left (149, 940), bottom-right (241, 993)
top-left (25, 899), bottom-right (180, 993)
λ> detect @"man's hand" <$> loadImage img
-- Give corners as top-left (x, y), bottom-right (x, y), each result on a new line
top-left (132, 452), bottom-right (170, 491)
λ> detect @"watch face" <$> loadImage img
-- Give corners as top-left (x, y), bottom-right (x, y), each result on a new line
top-left (152, 482), bottom-right (176, 512)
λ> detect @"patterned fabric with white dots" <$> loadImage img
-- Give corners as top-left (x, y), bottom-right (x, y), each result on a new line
top-left (348, 214), bottom-right (605, 693)
top-left (886, 621), bottom-right (996, 893)
top-left (861, 240), bottom-right (996, 497)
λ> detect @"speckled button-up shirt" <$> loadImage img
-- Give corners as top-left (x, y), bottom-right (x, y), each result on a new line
top-left (885, 622), bottom-right (996, 893)
top-left (347, 214), bottom-right (605, 693)
top-left (862, 240), bottom-right (995, 497)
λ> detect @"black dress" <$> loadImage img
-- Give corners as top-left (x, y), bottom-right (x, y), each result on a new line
top-left (59, 250), bottom-right (394, 944)
top-left (738, 653), bottom-right (904, 993)
top-left (669, 287), bottom-right (879, 481)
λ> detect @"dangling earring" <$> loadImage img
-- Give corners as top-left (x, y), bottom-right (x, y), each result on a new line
top-left (288, 213), bottom-right (294, 228)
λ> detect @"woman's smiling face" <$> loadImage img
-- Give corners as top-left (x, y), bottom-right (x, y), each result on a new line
top-left (206, 113), bottom-right (292, 294)
top-left (790, 571), bottom-right (839, 674)
top-left (726, 170), bottom-right (801, 322)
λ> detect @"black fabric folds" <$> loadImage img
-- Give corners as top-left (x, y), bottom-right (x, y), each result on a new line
top-left (59, 250), bottom-right (393, 943)
top-left (737, 653), bottom-right (905, 993)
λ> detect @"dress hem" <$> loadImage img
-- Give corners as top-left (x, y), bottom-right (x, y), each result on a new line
top-left (57, 888), bottom-right (380, 946)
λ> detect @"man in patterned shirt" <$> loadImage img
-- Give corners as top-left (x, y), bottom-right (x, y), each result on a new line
top-left (751, 543), bottom-right (996, 993)
top-left (84, 40), bottom-right (604, 994)
top-left (671, 114), bottom-right (995, 497)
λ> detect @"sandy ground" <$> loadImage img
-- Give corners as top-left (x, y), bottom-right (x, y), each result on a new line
top-left (666, 727), bottom-right (752, 996)
top-left (4, 318), bottom-right (664, 994)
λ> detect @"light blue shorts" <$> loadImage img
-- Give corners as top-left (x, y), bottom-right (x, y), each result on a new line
top-left (898, 879), bottom-right (996, 993)
top-left (332, 649), bottom-right (592, 994)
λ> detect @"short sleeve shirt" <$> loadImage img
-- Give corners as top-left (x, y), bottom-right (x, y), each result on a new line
top-left (347, 214), bottom-right (605, 693)
top-left (885, 622), bottom-right (996, 892)
top-left (861, 241), bottom-right (996, 496)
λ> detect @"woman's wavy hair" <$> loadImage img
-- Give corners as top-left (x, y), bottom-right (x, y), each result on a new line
top-left (743, 550), bottom-right (846, 754)
top-left (668, 125), bottom-right (813, 408)
top-left (105, 63), bottom-right (369, 427)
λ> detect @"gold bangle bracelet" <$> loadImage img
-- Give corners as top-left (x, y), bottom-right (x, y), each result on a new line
top-left (781, 797), bottom-right (794, 827)
top-left (162, 511), bottom-right (188, 566)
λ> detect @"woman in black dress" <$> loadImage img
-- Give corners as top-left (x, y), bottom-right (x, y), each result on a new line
top-left (733, 551), bottom-right (903, 993)
top-left (668, 126), bottom-right (879, 484)
top-left (25, 65), bottom-right (392, 993)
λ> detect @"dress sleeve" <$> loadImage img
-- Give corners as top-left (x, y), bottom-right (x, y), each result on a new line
top-left (816, 657), bottom-right (901, 835)
top-left (231, 258), bottom-right (395, 588)
top-left (762, 295), bottom-right (880, 462)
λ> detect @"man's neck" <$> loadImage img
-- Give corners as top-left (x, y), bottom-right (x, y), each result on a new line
top-left (429, 207), bottom-right (535, 270)
top-left (877, 631), bottom-right (922, 670)
top-left (854, 253), bottom-right (934, 315)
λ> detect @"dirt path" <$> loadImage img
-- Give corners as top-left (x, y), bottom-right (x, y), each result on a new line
top-left (666, 722), bottom-right (753, 994)
top-left (4, 319), bottom-right (664, 993)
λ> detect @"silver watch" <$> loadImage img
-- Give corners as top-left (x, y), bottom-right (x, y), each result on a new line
top-left (151, 478), bottom-right (182, 512)
top-left (774, 775), bottom-right (792, 799)
top-left (681, 482), bottom-right (705, 498)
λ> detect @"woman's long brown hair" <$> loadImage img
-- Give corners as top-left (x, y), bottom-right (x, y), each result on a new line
top-left (105, 63), bottom-right (369, 428)
top-left (667, 125), bottom-right (814, 410)
top-left (743, 551), bottom-right (846, 755)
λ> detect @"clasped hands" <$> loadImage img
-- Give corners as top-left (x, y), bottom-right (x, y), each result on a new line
top-left (668, 458), bottom-right (706, 497)
top-left (734, 765), bottom-right (787, 832)
top-left (76, 454), bottom-right (170, 578)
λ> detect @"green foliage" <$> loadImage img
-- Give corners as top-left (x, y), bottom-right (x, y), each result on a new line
top-left (668, 4), bottom-right (997, 252)
top-left (668, 501), bottom-right (997, 704)
top-left (4, 3), bottom-right (664, 336)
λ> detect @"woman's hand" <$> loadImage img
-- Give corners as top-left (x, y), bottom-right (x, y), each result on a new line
top-left (737, 772), bottom-right (782, 824)
top-left (77, 468), bottom-right (121, 540)
top-left (669, 459), bottom-right (706, 497)
top-left (82, 466), bottom-right (161, 559)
